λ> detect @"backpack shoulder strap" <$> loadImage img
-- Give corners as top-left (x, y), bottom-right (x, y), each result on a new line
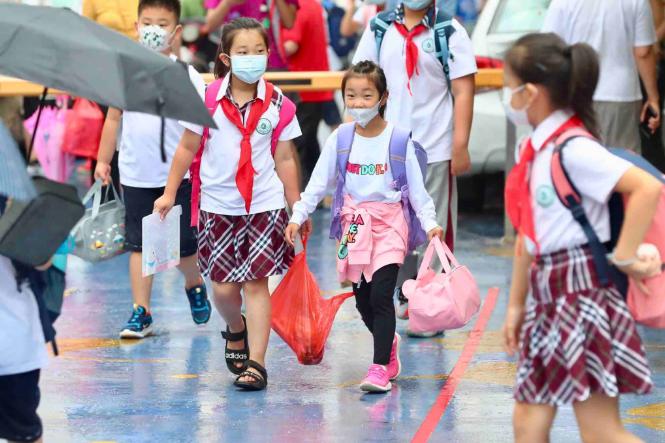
top-left (550, 127), bottom-right (594, 208)
top-left (190, 78), bottom-right (224, 228)
top-left (271, 83), bottom-right (297, 156)
top-left (370, 10), bottom-right (397, 61)
top-left (388, 126), bottom-right (411, 184)
top-left (336, 122), bottom-right (356, 177)
top-left (433, 9), bottom-right (456, 88)
top-left (550, 127), bottom-right (611, 285)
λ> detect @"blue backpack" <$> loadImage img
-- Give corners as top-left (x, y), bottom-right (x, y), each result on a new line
top-left (370, 8), bottom-right (456, 87)
top-left (322, 0), bottom-right (358, 59)
top-left (329, 122), bottom-right (429, 252)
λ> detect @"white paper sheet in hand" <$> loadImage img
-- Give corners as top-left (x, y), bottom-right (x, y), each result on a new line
top-left (142, 205), bottom-right (182, 277)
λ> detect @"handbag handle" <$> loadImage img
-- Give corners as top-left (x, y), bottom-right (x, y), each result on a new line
top-left (83, 179), bottom-right (122, 219)
top-left (416, 237), bottom-right (457, 279)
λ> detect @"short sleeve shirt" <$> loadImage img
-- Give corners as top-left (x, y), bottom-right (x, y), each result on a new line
top-left (181, 76), bottom-right (302, 215)
top-left (542, 0), bottom-right (656, 101)
top-left (352, 6), bottom-right (477, 163)
top-left (527, 110), bottom-right (633, 254)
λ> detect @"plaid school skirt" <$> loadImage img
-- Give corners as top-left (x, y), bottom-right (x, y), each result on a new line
top-left (514, 245), bottom-right (653, 406)
top-left (197, 209), bottom-right (294, 283)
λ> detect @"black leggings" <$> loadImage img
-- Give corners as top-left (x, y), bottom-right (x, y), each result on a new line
top-left (353, 264), bottom-right (399, 365)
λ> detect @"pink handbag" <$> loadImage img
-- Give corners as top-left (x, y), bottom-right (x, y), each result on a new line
top-left (402, 237), bottom-right (480, 333)
top-left (626, 189), bottom-right (665, 329)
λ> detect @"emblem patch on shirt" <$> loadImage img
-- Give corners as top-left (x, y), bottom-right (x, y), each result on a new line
top-left (256, 118), bottom-right (272, 135)
top-left (422, 38), bottom-right (435, 53)
top-left (536, 185), bottom-right (556, 208)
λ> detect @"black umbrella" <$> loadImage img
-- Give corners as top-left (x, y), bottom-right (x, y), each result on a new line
top-left (0, 4), bottom-right (216, 161)
top-left (0, 4), bottom-right (215, 127)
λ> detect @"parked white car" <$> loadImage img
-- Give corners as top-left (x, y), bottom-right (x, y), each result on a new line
top-left (467, 0), bottom-right (551, 175)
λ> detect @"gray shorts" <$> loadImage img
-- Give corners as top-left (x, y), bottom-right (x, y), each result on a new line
top-left (593, 100), bottom-right (642, 152)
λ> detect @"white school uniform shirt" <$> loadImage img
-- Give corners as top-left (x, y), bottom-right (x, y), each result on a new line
top-left (290, 122), bottom-right (438, 232)
top-left (352, 6), bottom-right (477, 163)
top-left (526, 110), bottom-right (633, 255)
top-left (0, 257), bottom-right (48, 376)
top-left (181, 75), bottom-right (302, 216)
top-left (542, 0), bottom-right (656, 102)
top-left (118, 55), bottom-right (205, 188)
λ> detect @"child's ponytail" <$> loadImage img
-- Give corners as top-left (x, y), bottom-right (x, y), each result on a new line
top-left (567, 43), bottom-right (600, 138)
top-left (506, 33), bottom-right (601, 138)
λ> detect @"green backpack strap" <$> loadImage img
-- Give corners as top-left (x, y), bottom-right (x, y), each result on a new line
top-left (370, 10), bottom-right (397, 63)
top-left (370, 8), bottom-right (456, 88)
top-left (433, 9), bottom-right (456, 89)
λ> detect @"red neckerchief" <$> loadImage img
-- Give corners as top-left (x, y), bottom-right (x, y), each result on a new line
top-left (220, 82), bottom-right (273, 213)
top-left (504, 115), bottom-right (584, 252)
top-left (394, 22), bottom-right (428, 95)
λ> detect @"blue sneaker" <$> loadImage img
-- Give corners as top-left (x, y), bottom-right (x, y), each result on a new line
top-left (120, 304), bottom-right (154, 339)
top-left (186, 283), bottom-right (211, 325)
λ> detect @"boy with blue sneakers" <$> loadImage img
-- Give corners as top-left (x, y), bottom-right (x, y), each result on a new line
top-left (95, 0), bottom-right (211, 339)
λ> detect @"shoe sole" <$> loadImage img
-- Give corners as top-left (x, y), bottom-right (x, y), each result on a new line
top-left (360, 381), bottom-right (392, 393)
top-left (389, 334), bottom-right (402, 381)
top-left (406, 330), bottom-right (445, 338)
top-left (191, 299), bottom-right (212, 325)
top-left (119, 325), bottom-right (154, 339)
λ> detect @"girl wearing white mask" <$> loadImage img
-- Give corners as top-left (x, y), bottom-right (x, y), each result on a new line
top-left (154, 18), bottom-right (304, 391)
top-left (502, 33), bottom-right (657, 442)
top-left (285, 61), bottom-right (442, 393)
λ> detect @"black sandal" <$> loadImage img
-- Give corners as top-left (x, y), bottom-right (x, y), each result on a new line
top-left (234, 360), bottom-right (268, 391)
top-left (221, 315), bottom-right (249, 375)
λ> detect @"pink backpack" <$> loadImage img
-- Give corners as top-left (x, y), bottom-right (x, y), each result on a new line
top-left (402, 237), bottom-right (480, 333)
top-left (550, 127), bottom-right (665, 329)
top-left (189, 79), bottom-right (297, 226)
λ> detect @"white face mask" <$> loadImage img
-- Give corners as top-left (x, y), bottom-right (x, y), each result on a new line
top-left (502, 85), bottom-right (530, 127)
top-left (347, 102), bottom-right (381, 128)
top-left (139, 25), bottom-right (174, 52)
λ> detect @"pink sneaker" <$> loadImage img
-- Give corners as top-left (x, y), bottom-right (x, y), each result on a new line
top-left (386, 333), bottom-right (401, 381)
top-left (360, 364), bottom-right (392, 392)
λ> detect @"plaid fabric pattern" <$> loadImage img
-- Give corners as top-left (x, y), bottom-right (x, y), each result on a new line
top-left (197, 209), bottom-right (293, 283)
top-left (514, 245), bottom-right (652, 406)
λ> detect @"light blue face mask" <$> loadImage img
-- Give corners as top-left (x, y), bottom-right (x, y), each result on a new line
top-left (402, 0), bottom-right (432, 10)
top-left (230, 55), bottom-right (268, 84)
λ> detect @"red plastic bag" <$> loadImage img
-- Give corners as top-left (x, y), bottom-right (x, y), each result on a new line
top-left (271, 238), bottom-right (353, 365)
top-left (61, 98), bottom-right (104, 158)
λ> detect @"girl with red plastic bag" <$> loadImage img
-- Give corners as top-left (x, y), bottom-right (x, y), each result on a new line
top-left (285, 61), bottom-right (442, 393)
top-left (154, 18), bottom-right (308, 392)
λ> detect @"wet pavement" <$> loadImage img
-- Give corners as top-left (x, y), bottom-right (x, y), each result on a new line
top-left (39, 209), bottom-right (665, 443)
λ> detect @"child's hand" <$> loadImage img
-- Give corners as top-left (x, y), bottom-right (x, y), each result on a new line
top-left (153, 194), bottom-right (175, 220)
top-left (451, 148), bottom-right (471, 176)
top-left (94, 161), bottom-right (111, 185)
top-left (502, 305), bottom-right (525, 357)
top-left (300, 218), bottom-right (313, 238)
top-left (427, 226), bottom-right (444, 241)
top-left (284, 222), bottom-right (300, 248)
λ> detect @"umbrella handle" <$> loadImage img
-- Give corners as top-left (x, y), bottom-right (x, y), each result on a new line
top-left (26, 87), bottom-right (49, 164)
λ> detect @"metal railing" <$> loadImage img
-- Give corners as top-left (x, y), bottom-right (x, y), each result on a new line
top-left (0, 69), bottom-right (503, 95)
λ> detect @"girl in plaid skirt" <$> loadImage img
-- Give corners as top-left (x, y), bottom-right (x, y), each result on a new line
top-left (154, 19), bottom-right (311, 391)
top-left (502, 34), bottom-right (661, 442)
